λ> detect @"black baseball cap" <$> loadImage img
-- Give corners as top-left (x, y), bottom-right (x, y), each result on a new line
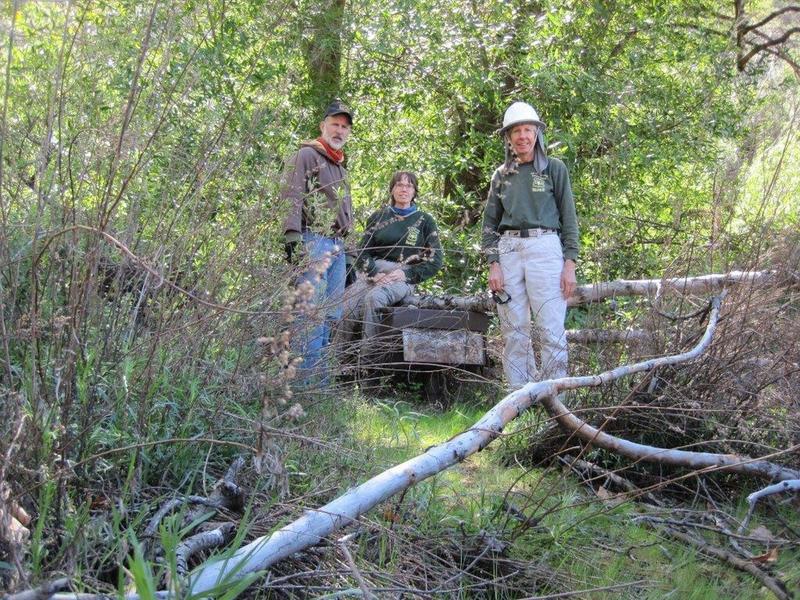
top-left (323, 99), bottom-right (353, 124)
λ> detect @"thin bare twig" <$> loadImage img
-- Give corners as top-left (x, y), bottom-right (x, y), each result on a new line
top-left (652, 524), bottom-right (790, 600)
top-left (337, 539), bottom-right (377, 600)
top-left (518, 580), bottom-right (652, 599)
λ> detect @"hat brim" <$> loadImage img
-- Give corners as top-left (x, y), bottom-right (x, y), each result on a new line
top-left (325, 111), bottom-right (353, 125)
top-left (496, 119), bottom-right (546, 135)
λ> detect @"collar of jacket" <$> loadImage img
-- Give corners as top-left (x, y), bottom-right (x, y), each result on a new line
top-left (301, 139), bottom-right (347, 167)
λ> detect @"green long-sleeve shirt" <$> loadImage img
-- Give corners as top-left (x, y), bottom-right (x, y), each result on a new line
top-left (354, 207), bottom-right (443, 285)
top-left (481, 158), bottom-right (579, 263)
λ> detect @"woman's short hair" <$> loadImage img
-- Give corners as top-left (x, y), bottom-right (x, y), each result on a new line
top-left (389, 171), bottom-right (418, 204)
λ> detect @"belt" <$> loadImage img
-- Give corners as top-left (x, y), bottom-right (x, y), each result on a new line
top-left (502, 228), bottom-right (557, 238)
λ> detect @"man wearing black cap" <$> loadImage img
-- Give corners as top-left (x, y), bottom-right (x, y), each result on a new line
top-left (281, 99), bottom-right (354, 385)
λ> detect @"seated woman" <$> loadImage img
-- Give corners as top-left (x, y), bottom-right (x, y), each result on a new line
top-left (340, 171), bottom-right (443, 344)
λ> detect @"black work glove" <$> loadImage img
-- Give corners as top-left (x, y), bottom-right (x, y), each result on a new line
top-left (284, 241), bottom-right (299, 264)
top-left (344, 252), bottom-right (357, 287)
top-left (345, 266), bottom-right (357, 287)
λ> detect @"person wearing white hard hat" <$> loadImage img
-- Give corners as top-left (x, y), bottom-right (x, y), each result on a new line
top-left (481, 101), bottom-right (579, 389)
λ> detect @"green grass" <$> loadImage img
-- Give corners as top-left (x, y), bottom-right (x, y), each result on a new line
top-left (350, 399), bottom-right (486, 457)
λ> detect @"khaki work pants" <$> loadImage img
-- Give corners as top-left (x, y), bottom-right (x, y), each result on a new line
top-left (496, 233), bottom-right (568, 389)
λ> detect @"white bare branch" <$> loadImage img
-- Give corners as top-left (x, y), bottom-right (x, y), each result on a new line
top-left (567, 270), bottom-right (775, 306)
top-left (402, 270), bottom-right (775, 312)
top-left (739, 479), bottom-right (800, 533)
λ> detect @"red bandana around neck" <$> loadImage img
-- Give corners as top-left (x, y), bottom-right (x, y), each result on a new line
top-left (317, 137), bottom-right (345, 164)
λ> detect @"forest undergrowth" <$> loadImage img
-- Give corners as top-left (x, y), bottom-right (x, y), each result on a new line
top-left (2, 238), bottom-right (799, 598)
top-left (2, 1), bottom-right (800, 597)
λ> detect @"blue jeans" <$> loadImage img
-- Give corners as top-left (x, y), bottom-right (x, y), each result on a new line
top-left (294, 232), bottom-right (345, 384)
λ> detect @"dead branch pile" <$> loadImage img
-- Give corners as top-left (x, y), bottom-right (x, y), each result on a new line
top-left (615, 269), bottom-right (797, 482)
top-left (632, 508), bottom-right (795, 600)
top-left (505, 260), bottom-right (799, 498)
top-left (177, 294), bottom-right (794, 597)
top-left (237, 525), bottom-right (567, 599)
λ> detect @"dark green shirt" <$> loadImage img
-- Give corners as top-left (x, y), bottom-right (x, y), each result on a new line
top-left (354, 207), bottom-right (443, 285)
top-left (481, 158), bottom-right (579, 263)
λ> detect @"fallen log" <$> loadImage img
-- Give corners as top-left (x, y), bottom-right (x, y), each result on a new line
top-left (567, 270), bottom-right (775, 306)
top-left (30, 293), bottom-right (797, 600)
top-left (401, 270), bottom-right (775, 312)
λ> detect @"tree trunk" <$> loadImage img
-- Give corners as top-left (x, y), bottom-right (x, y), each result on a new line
top-left (302, 0), bottom-right (346, 108)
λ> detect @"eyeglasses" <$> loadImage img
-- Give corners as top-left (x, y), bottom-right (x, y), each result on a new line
top-left (393, 182), bottom-right (415, 189)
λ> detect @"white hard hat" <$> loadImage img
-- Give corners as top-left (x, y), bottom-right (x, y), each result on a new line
top-left (500, 101), bottom-right (546, 133)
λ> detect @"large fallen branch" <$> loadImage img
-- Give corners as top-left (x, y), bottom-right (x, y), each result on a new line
top-left (402, 270), bottom-right (775, 312)
top-left (566, 270), bottom-right (775, 306)
top-left (539, 400), bottom-right (799, 482)
top-left (182, 293), bottom-right (800, 596)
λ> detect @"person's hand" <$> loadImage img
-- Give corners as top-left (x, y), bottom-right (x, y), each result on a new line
top-left (488, 261), bottom-right (504, 292)
top-left (389, 269), bottom-right (407, 283)
top-left (561, 259), bottom-right (577, 299)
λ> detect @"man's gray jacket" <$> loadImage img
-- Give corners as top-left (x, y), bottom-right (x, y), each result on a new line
top-left (281, 140), bottom-right (353, 241)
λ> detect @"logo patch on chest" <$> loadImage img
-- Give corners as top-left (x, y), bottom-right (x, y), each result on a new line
top-left (405, 226), bottom-right (421, 246)
top-left (530, 174), bottom-right (547, 193)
